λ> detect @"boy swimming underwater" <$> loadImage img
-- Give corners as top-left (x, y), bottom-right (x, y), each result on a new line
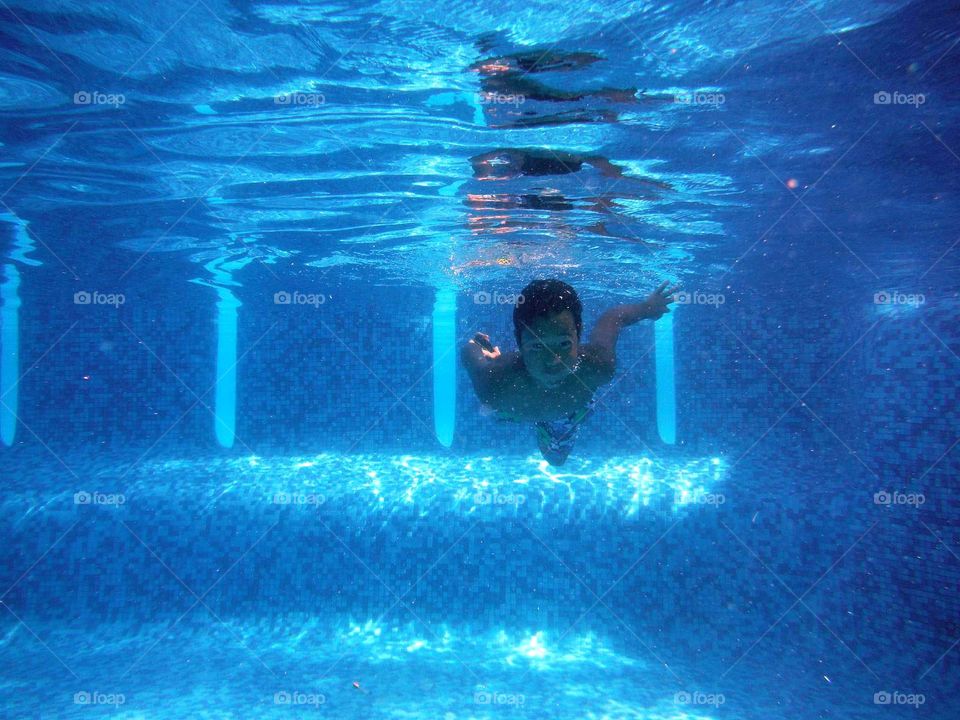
top-left (460, 278), bottom-right (677, 465)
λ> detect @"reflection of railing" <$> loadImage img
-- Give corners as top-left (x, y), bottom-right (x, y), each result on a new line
top-left (432, 286), bottom-right (457, 447)
top-left (1, 211), bottom-right (41, 447)
top-left (424, 90), bottom-right (485, 127)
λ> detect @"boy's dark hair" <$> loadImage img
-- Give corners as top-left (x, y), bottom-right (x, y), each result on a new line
top-left (513, 279), bottom-right (583, 348)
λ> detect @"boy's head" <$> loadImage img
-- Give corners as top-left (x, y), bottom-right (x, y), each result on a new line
top-left (513, 279), bottom-right (583, 387)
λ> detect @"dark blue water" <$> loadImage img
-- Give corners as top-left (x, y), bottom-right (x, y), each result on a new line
top-left (1, 0), bottom-right (958, 718)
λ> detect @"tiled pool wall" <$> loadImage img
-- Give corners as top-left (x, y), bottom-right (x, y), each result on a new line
top-left (7, 272), bottom-right (957, 465)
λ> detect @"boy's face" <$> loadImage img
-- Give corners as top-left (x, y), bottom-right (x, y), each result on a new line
top-left (519, 310), bottom-right (580, 387)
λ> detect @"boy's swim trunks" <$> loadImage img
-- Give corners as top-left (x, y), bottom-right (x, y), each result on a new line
top-left (533, 394), bottom-right (598, 459)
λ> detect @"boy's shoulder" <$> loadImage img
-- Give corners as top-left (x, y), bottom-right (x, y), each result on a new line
top-left (576, 343), bottom-right (616, 388)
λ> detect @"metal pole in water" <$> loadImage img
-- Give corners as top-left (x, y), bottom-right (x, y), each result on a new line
top-left (655, 311), bottom-right (676, 444)
top-left (213, 285), bottom-right (239, 449)
top-left (1, 264), bottom-right (20, 446)
top-left (0, 211), bottom-right (39, 448)
top-left (194, 255), bottom-right (250, 450)
top-left (433, 286), bottom-right (457, 447)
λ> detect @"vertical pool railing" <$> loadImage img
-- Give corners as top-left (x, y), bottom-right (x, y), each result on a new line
top-left (192, 255), bottom-right (253, 449)
top-left (1, 211), bottom-right (41, 447)
top-left (213, 283), bottom-right (239, 449)
top-left (1, 263), bottom-right (20, 446)
top-left (432, 285), bottom-right (457, 447)
top-left (655, 310), bottom-right (677, 444)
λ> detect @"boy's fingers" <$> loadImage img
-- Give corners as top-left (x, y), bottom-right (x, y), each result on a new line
top-left (655, 280), bottom-right (669, 294)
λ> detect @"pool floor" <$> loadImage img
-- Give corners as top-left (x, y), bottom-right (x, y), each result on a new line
top-left (0, 614), bottom-right (939, 719)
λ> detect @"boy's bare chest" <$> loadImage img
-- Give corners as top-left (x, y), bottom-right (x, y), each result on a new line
top-left (488, 370), bottom-right (596, 422)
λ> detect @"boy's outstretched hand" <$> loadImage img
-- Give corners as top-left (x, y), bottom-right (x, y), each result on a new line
top-left (644, 281), bottom-right (681, 320)
top-left (470, 332), bottom-right (501, 360)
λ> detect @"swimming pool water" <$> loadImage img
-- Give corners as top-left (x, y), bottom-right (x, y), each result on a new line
top-left (1, 0), bottom-right (959, 718)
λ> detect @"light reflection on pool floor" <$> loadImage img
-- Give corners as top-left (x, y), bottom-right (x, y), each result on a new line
top-left (0, 614), bottom-right (904, 720)
top-left (120, 452), bottom-right (728, 518)
top-left (0, 616), bottom-right (723, 720)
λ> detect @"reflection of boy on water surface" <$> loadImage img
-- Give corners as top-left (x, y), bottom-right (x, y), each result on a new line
top-left (469, 147), bottom-right (672, 190)
top-left (470, 49), bottom-right (604, 75)
top-left (465, 147), bottom-right (671, 242)
top-left (471, 147), bottom-right (629, 180)
top-left (469, 49), bottom-right (641, 106)
top-left (461, 279), bottom-right (678, 466)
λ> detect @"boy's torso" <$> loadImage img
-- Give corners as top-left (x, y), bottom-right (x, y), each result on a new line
top-left (479, 346), bottom-right (610, 422)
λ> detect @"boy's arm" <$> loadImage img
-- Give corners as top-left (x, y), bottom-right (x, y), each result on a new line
top-left (589, 281), bottom-right (678, 355)
top-left (460, 333), bottom-right (505, 401)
